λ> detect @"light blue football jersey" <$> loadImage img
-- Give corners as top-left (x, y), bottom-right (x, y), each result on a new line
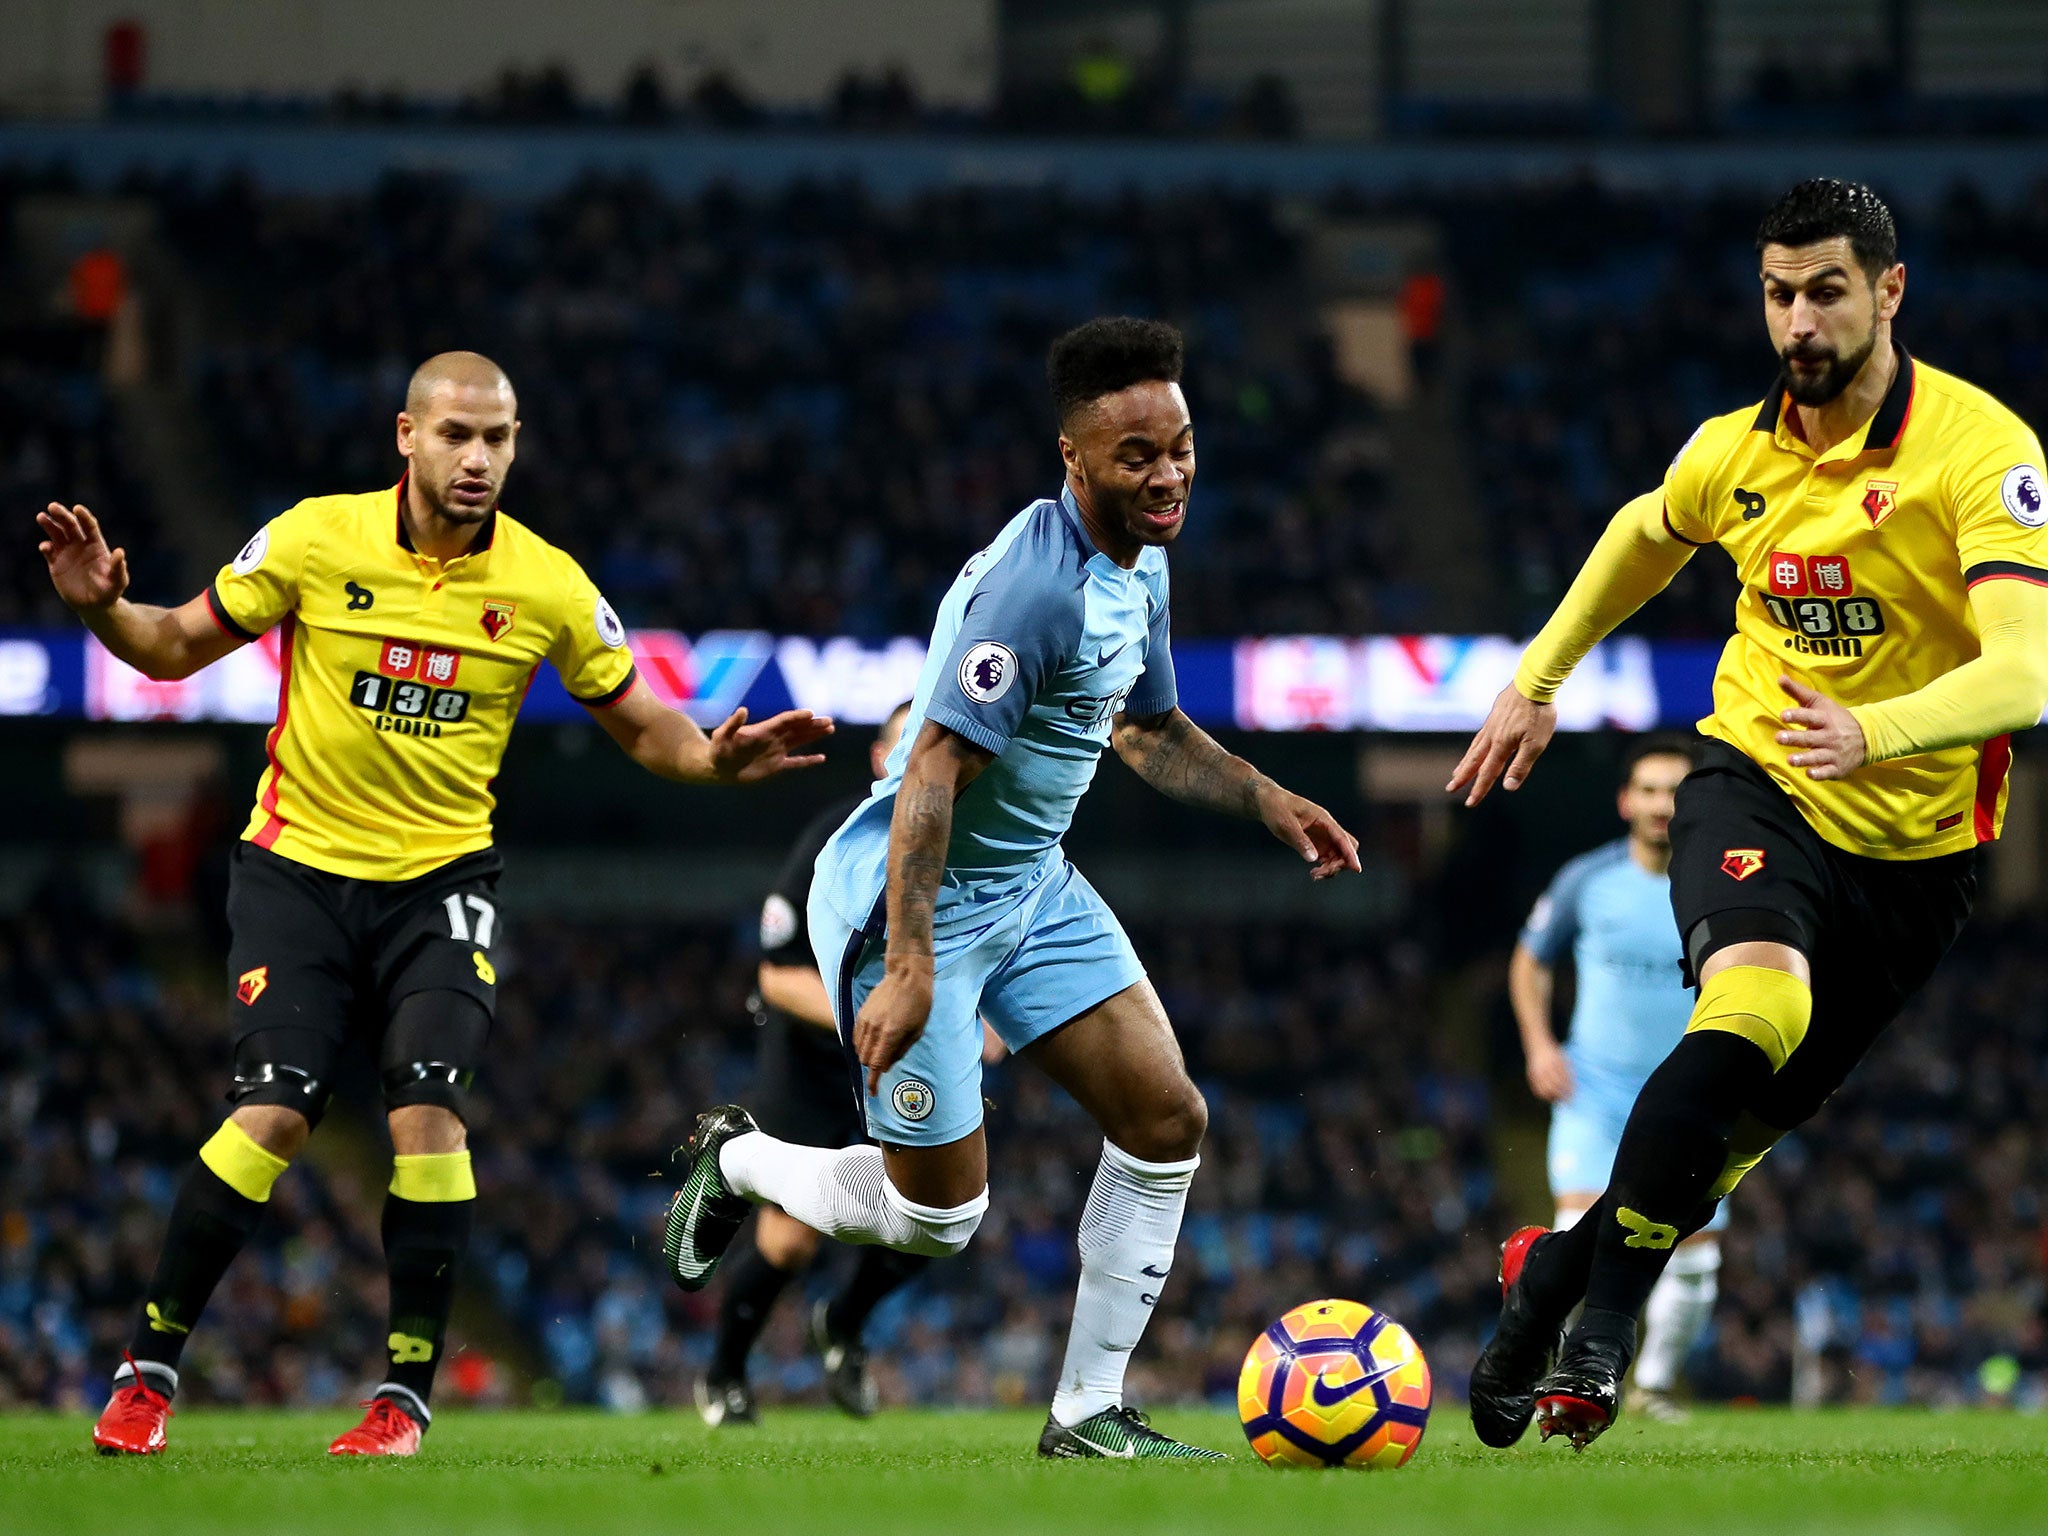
top-left (1519, 839), bottom-right (1694, 1091)
top-left (814, 487), bottom-right (1176, 932)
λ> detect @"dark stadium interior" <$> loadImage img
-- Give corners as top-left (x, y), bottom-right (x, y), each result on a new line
top-left (8, 0), bottom-right (2048, 1446)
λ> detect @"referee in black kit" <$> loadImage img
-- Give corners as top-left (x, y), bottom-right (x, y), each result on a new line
top-left (698, 701), bottom-right (933, 1425)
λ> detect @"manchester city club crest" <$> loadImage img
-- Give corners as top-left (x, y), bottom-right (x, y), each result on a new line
top-left (891, 1079), bottom-right (936, 1122)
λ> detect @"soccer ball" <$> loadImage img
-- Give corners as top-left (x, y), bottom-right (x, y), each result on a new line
top-left (1237, 1299), bottom-right (1432, 1468)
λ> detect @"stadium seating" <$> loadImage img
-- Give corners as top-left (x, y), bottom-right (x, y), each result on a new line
top-left (149, 173), bottom-right (1387, 639)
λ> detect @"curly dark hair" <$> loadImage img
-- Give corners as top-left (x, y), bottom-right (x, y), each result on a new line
top-left (1756, 178), bottom-right (1898, 277)
top-left (1046, 316), bottom-right (1184, 425)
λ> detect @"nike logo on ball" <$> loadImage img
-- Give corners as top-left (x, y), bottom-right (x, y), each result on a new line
top-left (1308, 1362), bottom-right (1401, 1408)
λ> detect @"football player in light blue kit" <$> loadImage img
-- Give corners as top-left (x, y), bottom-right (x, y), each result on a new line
top-left (1510, 736), bottom-right (1720, 1421)
top-left (662, 317), bottom-right (1361, 1460)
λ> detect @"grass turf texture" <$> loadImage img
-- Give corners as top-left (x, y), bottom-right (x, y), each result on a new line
top-left (8, 1407), bottom-right (2047, 1535)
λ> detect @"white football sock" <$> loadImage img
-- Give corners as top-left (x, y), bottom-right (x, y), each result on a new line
top-left (718, 1132), bottom-right (986, 1257)
top-left (1634, 1238), bottom-right (1720, 1394)
top-left (111, 1358), bottom-right (178, 1398)
top-left (1050, 1139), bottom-right (1199, 1427)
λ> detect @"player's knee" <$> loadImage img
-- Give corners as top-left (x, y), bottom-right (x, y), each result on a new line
top-left (881, 1180), bottom-right (989, 1258)
top-left (1124, 1081), bottom-right (1207, 1162)
top-left (1685, 964), bottom-right (1812, 1072)
top-left (225, 1103), bottom-right (311, 1162)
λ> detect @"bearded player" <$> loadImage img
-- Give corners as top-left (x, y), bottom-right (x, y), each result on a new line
top-left (1452, 180), bottom-right (2048, 1449)
top-left (41, 352), bottom-right (830, 1457)
top-left (663, 317), bottom-right (1362, 1460)
top-left (1511, 736), bottom-right (1721, 1421)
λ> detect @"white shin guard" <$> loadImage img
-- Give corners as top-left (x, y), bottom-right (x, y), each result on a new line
top-left (718, 1132), bottom-right (987, 1258)
top-left (1050, 1139), bottom-right (1199, 1428)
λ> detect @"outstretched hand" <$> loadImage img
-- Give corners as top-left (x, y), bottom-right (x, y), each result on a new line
top-left (1254, 783), bottom-right (1363, 880)
top-left (37, 502), bottom-right (129, 612)
top-left (1447, 684), bottom-right (1557, 807)
top-left (1775, 675), bottom-right (1866, 780)
top-left (705, 707), bottom-right (834, 783)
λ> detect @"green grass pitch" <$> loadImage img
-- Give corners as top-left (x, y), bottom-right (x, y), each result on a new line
top-left (8, 1406), bottom-right (2047, 1535)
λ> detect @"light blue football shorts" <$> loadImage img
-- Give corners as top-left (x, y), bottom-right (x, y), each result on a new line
top-left (1548, 1058), bottom-right (1731, 1234)
top-left (808, 857), bottom-right (1146, 1146)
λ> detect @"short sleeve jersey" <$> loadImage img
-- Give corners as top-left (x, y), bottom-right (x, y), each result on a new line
top-left (815, 488), bottom-right (1175, 928)
top-left (1660, 350), bottom-right (2048, 858)
top-left (208, 480), bottom-right (638, 880)
top-left (1519, 840), bottom-right (1694, 1085)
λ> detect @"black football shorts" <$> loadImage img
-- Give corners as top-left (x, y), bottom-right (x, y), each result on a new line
top-left (1667, 739), bottom-right (1978, 1132)
top-left (223, 842), bottom-right (502, 1125)
top-left (752, 1011), bottom-right (865, 1148)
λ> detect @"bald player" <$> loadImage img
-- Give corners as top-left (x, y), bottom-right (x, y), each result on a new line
top-left (41, 353), bottom-right (832, 1457)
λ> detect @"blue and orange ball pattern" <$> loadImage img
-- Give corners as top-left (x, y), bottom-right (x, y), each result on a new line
top-left (1238, 1299), bottom-right (1432, 1468)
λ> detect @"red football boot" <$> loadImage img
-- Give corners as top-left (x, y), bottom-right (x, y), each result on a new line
top-left (1500, 1224), bottom-right (1548, 1294)
top-left (92, 1354), bottom-right (173, 1456)
top-left (327, 1396), bottom-right (424, 1456)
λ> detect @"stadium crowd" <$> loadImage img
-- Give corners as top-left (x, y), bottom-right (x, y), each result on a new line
top-left (7, 867), bottom-right (2048, 1414)
top-left (149, 173), bottom-right (1392, 640)
top-left (8, 173), bottom-right (2048, 644)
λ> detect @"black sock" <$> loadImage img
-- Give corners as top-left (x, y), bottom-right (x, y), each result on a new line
top-left (125, 1162), bottom-right (267, 1382)
top-left (380, 1193), bottom-right (474, 1413)
top-left (1580, 1032), bottom-right (1772, 1321)
top-left (825, 1247), bottom-right (928, 1342)
top-left (711, 1246), bottom-right (798, 1384)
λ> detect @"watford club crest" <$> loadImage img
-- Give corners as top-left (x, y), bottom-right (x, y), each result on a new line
top-left (1720, 848), bottom-right (1766, 882)
top-left (236, 966), bottom-right (269, 1006)
top-left (480, 600), bottom-right (516, 642)
top-left (1861, 478), bottom-right (1898, 527)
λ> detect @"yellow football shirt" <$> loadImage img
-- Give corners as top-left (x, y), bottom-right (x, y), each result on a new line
top-left (1662, 349), bottom-right (2048, 859)
top-left (207, 479), bottom-right (638, 880)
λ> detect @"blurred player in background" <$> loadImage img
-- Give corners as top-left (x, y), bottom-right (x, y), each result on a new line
top-left (663, 317), bottom-right (1361, 1461)
top-left (38, 352), bottom-right (830, 1458)
top-left (1453, 179), bottom-right (2048, 1449)
top-left (1511, 736), bottom-right (1718, 1422)
top-left (699, 701), bottom-right (930, 1426)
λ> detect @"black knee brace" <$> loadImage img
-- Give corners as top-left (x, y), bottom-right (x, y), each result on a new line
top-left (227, 1027), bottom-right (338, 1128)
top-left (379, 990), bottom-right (491, 1119)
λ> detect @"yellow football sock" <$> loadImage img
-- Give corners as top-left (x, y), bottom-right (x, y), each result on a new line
top-left (1684, 964), bottom-right (1811, 1072)
top-left (198, 1120), bottom-right (291, 1203)
top-left (390, 1150), bottom-right (476, 1203)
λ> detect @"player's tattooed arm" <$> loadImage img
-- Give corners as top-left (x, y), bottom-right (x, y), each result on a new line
top-left (854, 723), bottom-right (994, 1093)
top-left (1114, 707), bottom-right (1362, 879)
